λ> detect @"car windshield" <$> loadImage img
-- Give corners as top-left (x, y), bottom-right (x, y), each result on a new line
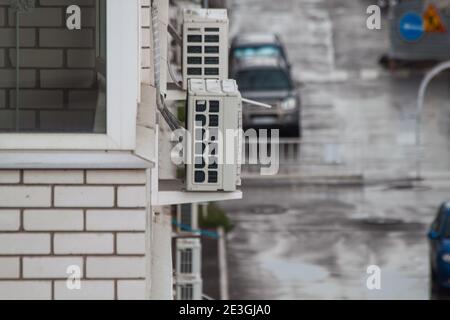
top-left (232, 45), bottom-right (282, 59)
top-left (236, 69), bottom-right (292, 91)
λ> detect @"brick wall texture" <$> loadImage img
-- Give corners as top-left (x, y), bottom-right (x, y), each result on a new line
top-left (0, 0), bottom-right (160, 300)
top-left (0, 169), bottom-right (149, 300)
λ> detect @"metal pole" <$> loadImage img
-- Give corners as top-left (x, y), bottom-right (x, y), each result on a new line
top-left (416, 61), bottom-right (450, 180)
top-left (202, 0), bottom-right (209, 9)
top-left (218, 227), bottom-right (229, 300)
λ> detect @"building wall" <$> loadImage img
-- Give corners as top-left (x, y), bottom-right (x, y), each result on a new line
top-left (0, 0), bottom-right (173, 301)
top-left (0, 169), bottom-right (149, 300)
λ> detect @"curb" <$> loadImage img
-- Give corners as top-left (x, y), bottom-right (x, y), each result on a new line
top-left (241, 174), bottom-right (364, 187)
top-left (241, 173), bottom-right (450, 188)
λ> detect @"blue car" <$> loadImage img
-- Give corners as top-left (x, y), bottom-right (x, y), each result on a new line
top-left (428, 202), bottom-right (450, 295)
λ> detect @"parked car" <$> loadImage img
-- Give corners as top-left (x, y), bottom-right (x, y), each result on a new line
top-left (230, 32), bottom-right (289, 76)
top-left (428, 202), bottom-right (450, 295)
top-left (230, 34), bottom-right (301, 137)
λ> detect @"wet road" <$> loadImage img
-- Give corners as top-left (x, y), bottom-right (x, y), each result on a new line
top-left (219, 0), bottom-right (450, 299)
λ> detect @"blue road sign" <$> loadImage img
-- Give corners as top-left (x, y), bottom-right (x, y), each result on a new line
top-left (399, 12), bottom-right (424, 42)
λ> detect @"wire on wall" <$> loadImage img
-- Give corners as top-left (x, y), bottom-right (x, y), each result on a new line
top-left (151, 0), bottom-right (183, 130)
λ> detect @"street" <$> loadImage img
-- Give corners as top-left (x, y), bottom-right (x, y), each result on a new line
top-left (219, 0), bottom-right (450, 299)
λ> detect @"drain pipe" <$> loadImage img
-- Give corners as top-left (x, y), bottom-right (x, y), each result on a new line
top-left (416, 61), bottom-right (450, 180)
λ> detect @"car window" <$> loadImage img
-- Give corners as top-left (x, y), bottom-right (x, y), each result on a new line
top-left (232, 45), bottom-right (283, 60)
top-left (432, 206), bottom-right (445, 233)
top-left (236, 69), bottom-right (292, 91)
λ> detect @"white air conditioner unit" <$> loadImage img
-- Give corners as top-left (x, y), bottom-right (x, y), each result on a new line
top-left (176, 238), bottom-right (202, 276)
top-left (175, 238), bottom-right (202, 301)
top-left (175, 279), bottom-right (203, 301)
top-left (186, 79), bottom-right (242, 192)
top-left (182, 8), bottom-right (229, 90)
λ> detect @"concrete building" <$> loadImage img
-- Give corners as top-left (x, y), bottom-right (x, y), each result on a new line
top-left (0, 0), bottom-right (240, 300)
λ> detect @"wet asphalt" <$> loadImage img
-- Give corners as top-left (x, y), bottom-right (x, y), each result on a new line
top-left (216, 0), bottom-right (450, 299)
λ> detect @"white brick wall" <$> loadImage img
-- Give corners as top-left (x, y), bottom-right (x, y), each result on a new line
top-left (86, 170), bottom-right (147, 184)
top-left (0, 0), bottom-right (164, 301)
top-left (117, 233), bottom-right (146, 255)
top-left (0, 210), bottom-right (20, 231)
top-left (86, 257), bottom-right (146, 279)
top-left (117, 186), bottom-right (147, 208)
top-left (0, 171), bottom-right (20, 184)
top-left (86, 210), bottom-right (146, 231)
top-left (0, 234), bottom-right (51, 255)
top-left (54, 280), bottom-right (114, 300)
top-left (54, 233), bottom-right (114, 255)
top-left (24, 170), bottom-right (84, 184)
top-left (23, 257), bottom-right (84, 279)
top-left (0, 281), bottom-right (52, 300)
top-left (54, 186), bottom-right (115, 208)
top-left (0, 168), bottom-right (149, 300)
top-left (24, 210), bottom-right (84, 231)
top-left (0, 186), bottom-right (51, 207)
top-left (0, 258), bottom-right (20, 279)
top-left (118, 280), bottom-right (146, 300)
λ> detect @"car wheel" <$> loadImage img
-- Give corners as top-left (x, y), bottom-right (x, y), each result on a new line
top-left (283, 125), bottom-right (301, 138)
top-left (430, 268), bottom-right (443, 299)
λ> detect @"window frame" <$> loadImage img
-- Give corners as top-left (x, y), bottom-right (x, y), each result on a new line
top-left (0, 0), bottom-right (139, 151)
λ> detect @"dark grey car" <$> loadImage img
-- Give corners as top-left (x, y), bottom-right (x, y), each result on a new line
top-left (230, 52), bottom-right (301, 137)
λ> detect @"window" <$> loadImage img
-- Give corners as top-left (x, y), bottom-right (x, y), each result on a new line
top-left (180, 248), bottom-right (193, 274)
top-left (0, 0), bottom-right (138, 149)
top-left (232, 45), bottom-right (283, 60)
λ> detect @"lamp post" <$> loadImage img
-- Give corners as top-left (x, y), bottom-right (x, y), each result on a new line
top-left (416, 61), bottom-right (450, 180)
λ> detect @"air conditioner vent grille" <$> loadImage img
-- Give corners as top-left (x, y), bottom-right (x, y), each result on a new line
top-left (182, 9), bottom-right (228, 89)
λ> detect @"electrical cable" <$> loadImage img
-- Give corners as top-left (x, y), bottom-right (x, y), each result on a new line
top-left (168, 23), bottom-right (183, 47)
top-left (151, 0), bottom-right (183, 131)
top-left (172, 219), bottom-right (219, 239)
top-left (167, 48), bottom-right (183, 90)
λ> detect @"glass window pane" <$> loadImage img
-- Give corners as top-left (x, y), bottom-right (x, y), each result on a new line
top-left (0, 0), bottom-right (106, 133)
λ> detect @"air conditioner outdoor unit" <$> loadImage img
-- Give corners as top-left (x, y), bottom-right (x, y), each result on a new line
top-left (175, 238), bottom-right (202, 301)
top-left (176, 238), bottom-right (202, 276)
top-left (175, 279), bottom-right (203, 301)
top-left (182, 8), bottom-right (229, 89)
top-left (185, 78), bottom-right (242, 192)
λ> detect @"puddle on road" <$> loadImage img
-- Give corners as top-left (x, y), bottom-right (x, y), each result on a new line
top-left (261, 258), bottom-right (330, 283)
top-left (349, 213), bottom-right (424, 231)
top-left (383, 182), bottom-right (432, 192)
top-left (362, 217), bottom-right (404, 226)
